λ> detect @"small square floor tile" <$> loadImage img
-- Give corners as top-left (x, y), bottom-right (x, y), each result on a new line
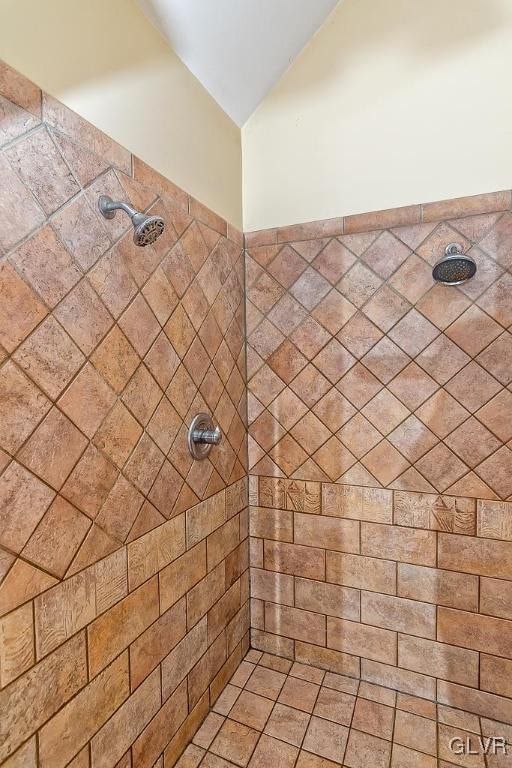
top-left (248, 734), bottom-right (298, 768)
top-left (245, 650), bottom-right (263, 664)
top-left (193, 712), bottom-right (225, 749)
top-left (323, 672), bottom-right (359, 695)
top-left (264, 703), bottom-right (310, 747)
top-left (296, 752), bottom-right (341, 768)
top-left (229, 690), bottom-right (274, 731)
top-left (279, 676), bottom-right (320, 713)
top-left (303, 716), bottom-right (349, 764)
top-left (246, 666), bottom-right (287, 700)
top-left (313, 687), bottom-right (356, 726)
top-left (358, 681), bottom-right (396, 707)
top-left (213, 684), bottom-right (243, 716)
top-left (393, 710), bottom-right (437, 757)
top-left (290, 662), bottom-right (325, 684)
top-left (175, 744), bottom-right (205, 768)
top-left (259, 653), bottom-right (293, 674)
top-left (391, 744), bottom-right (437, 768)
top-left (344, 729), bottom-right (391, 768)
top-left (210, 719), bottom-right (260, 767)
top-left (351, 697), bottom-right (394, 740)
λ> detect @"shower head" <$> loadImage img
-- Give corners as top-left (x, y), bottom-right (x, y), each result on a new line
top-left (98, 195), bottom-right (165, 247)
top-left (432, 243), bottom-right (477, 285)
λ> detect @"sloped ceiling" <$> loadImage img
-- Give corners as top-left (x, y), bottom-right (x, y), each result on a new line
top-left (138, 0), bottom-right (339, 125)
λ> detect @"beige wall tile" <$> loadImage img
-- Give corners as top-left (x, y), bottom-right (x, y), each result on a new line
top-left (130, 598), bottom-right (186, 690)
top-left (88, 577), bottom-right (159, 677)
top-left (480, 577), bottom-right (512, 620)
top-left (39, 652), bottom-right (129, 768)
top-left (207, 515), bottom-right (240, 571)
top-left (398, 634), bottom-right (478, 687)
top-left (361, 592), bottom-right (436, 639)
top-left (90, 667), bottom-right (160, 768)
top-left (0, 632), bottom-right (87, 762)
top-left (361, 523), bottom-right (436, 566)
top-left (295, 577), bottom-right (360, 621)
top-left (438, 607), bottom-right (512, 658)
top-left (127, 515), bottom-right (186, 591)
top-left (159, 542), bottom-right (206, 614)
top-left (397, 563), bottom-right (478, 611)
top-left (327, 617), bottom-right (396, 665)
top-left (161, 618), bottom-right (208, 700)
top-left (249, 507), bottom-right (293, 542)
top-left (362, 659), bottom-right (436, 700)
top-left (265, 603), bottom-right (326, 645)
top-left (438, 533), bottom-right (512, 579)
top-left (264, 540), bottom-right (325, 580)
top-left (0, 602), bottom-right (34, 686)
top-left (132, 679), bottom-right (188, 768)
top-left (326, 552), bottom-right (396, 595)
top-left (187, 562), bottom-right (226, 629)
top-left (295, 641), bottom-right (360, 678)
top-left (294, 513), bottom-right (360, 554)
top-left (480, 653), bottom-right (512, 699)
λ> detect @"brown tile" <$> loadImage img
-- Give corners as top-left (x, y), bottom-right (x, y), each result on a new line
top-left (130, 599), bottom-right (186, 690)
top-left (313, 686), bottom-right (355, 726)
top-left (248, 734), bottom-right (298, 768)
top-left (362, 285), bottom-right (410, 333)
top-left (264, 703), bottom-right (310, 746)
top-left (289, 662), bottom-right (326, 685)
top-left (326, 551), bottom-right (396, 594)
top-left (480, 576), bottom-right (512, 620)
top-left (90, 326), bottom-right (139, 394)
top-left (0, 460), bottom-right (55, 553)
top-left (0, 633), bottom-right (87, 763)
top-left (446, 304), bottom-right (502, 356)
top-left (88, 245), bottom-right (138, 319)
top-left (127, 514), bottom-right (185, 591)
top-left (13, 316), bottom-right (85, 399)
top-left (122, 364), bottom-right (162, 425)
top-left (90, 668), bottom-right (161, 768)
top-left (278, 219), bottom-right (343, 242)
top-left (391, 744), bottom-right (436, 768)
top-left (264, 540), bottom-right (325, 580)
top-left (22, 495), bottom-right (90, 577)
top-left (303, 715), bottom-right (348, 763)
top-left (88, 578), bottom-right (159, 677)
top-left (351, 697), bottom-right (394, 741)
top-left (295, 577), bottom-right (359, 621)
top-left (345, 204), bottom-right (421, 234)
top-left (361, 659), bottom-right (435, 700)
top-left (52, 192), bottom-right (110, 270)
top-left (0, 560), bottom-right (57, 618)
top-left (0, 262), bottom-right (47, 354)
top-left (398, 633), bottom-right (478, 686)
top-left (295, 752), bottom-right (340, 768)
top-left (229, 689), bottom-right (274, 730)
top-left (38, 653), bottom-right (129, 768)
top-left (18, 406), bottom-right (87, 489)
top-left (278, 675), bottom-right (320, 713)
top-left (14, 227), bottom-right (81, 315)
top-left (393, 709), bottom-right (436, 756)
top-left (210, 718), bottom-right (260, 767)
top-left (0, 602), bottom-right (34, 687)
top-left (361, 337), bottom-right (410, 385)
top-left (35, 568), bottom-right (95, 657)
top-left (55, 280), bottom-right (113, 355)
top-left (0, 360), bottom-right (50, 453)
top-left (61, 444), bottom-right (118, 518)
top-left (327, 616), bottom-right (396, 665)
top-left (295, 513), bottom-right (359, 554)
top-left (93, 400), bottom-right (142, 468)
top-left (438, 532), bottom-right (512, 579)
top-left (58, 363), bottom-right (116, 439)
top-left (438, 606), bottom-right (512, 658)
top-left (265, 603), bottom-right (325, 645)
top-left (119, 294), bottom-right (160, 357)
top-left (0, 154), bottom-right (45, 252)
top-left (193, 712), bottom-right (225, 750)
top-left (397, 563), bottom-right (478, 611)
top-left (246, 665), bottom-right (287, 699)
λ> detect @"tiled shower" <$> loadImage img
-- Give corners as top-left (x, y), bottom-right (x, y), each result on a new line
top-left (1, 58), bottom-right (512, 768)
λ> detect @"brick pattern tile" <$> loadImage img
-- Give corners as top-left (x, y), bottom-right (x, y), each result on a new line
top-left (247, 204), bottom-right (512, 501)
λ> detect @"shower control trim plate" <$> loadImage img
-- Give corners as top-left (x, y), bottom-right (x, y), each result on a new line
top-left (188, 413), bottom-right (222, 461)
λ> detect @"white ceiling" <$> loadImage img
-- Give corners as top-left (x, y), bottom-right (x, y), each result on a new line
top-left (138, 0), bottom-right (339, 126)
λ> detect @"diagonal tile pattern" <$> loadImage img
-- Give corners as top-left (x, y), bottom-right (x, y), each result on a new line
top-left (0, 61), bottom-right (247, 611)
top-left (247, 211), bottom-right (512, 500)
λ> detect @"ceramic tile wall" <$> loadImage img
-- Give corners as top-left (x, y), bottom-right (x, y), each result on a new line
top-left (246, 191), bottom-right (512, 725)
top-left (246, 192), bottom-right (512, 499)
top-left (0, 60), bottom-right (249, 767)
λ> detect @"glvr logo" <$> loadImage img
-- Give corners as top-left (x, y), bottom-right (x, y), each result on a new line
top-left (449, 736), bottom-right (508, 756)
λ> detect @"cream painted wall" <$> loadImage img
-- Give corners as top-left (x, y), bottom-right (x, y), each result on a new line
top-left (242, 0), bottom-right (512, 231)
top-left (0, 0), bottom-right (242, 227)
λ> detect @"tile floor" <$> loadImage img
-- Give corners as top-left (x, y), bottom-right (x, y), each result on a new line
top-left (175, 650), bottom-right (512, 768)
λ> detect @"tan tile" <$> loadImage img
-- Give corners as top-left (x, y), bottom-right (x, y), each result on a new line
top-left (289, 661), bottom-right (326, 685)
top-left (0, 153), bottom-right (45, 252)
top-left (131, 678), bottom-right (188, 768)
top-left (438, 533), bottom-right (512, 579)
top-left (248, 734), bottom-right (298, 768)
top-left (250, 568), bottom-right (294, 607)
top-left (88, 577), bottom-right (159, 677)
top-left (278, 219), bottom-right (343, 242)
top-left (93, 401), bottom-right (143, 468)
top-left (11, 226), bottom-right (81, 307)
top-left (187, 563), bottom-right (226, 628)
top-left (265, 603), bottom-right (325, 645)
top-left (38, 653), bottom-right (129, 768)
top-left (351, 697), bottom-right (394, 740)
top-left (0, 602), bottom-right (34, 687)
top-left (13, 316), bottom-right (85, 399)
top-left (394, 709), bottom-right (437, 755)
top-left (22, 495), bottom-right (90, 577)
top-left (438, 606), bottom-right (512, 658)
top-left (263, 702), bottom-right (309, 746)
top-left (53, 276), bottom-right (113, 355)
top-left (438, 723), bottom-right (486, 767)
top-left (176, 744), bottom-right (207, 768)
top-left (52, 192), bottom-right (110, 270)
top-left (58, 363), bottom-right (116, 439)
top-left (303, 715), bottom-right (348, 763)
top-left (161, 619), bottom-right (208, 700)
top-left (18, 406), bottom-right (87, 489)
top-left (61, 444), bottom-right (118, 518)
top-left (90, 326), bottom-right (139, 395)
top-left (397, 563), bottom-right (478, 611)
top-left (1, 356), bottom-right (45, 432)
top-left (0, 461), bottom-right (55, 553)
top-left (0, 559), bottom-right (57, 618)
top-left (391, 744), bottom-right (436, 768)
top-left (90, 668), bottom-right (160, 768)
top-left (193, 712), bottom-right (226, 749)
top-left (295, 752), bottom-right (340, 768)
top-left (294, 513), bottom-right (359, 554)
top-left (0, 738), bottom-right (37, 768)
top-left (278, 675), bottom-right (320, 713)
top-left (313, 686), bottom-right (355, 726)
top-left (210, 718), bottom-right (260, 767)
top-left (362, 522), bottom-right (436, 565)
top-left (0, 632), bottom-right (87, 763)
top-left (361, 659), bottom-right (435, 700)
top-left (295, 577), bottom-right (360, 621)
top-left (264, 540), bottom-right (325, 580)
top-left (398, 634), bottom-right (478, 686)
top-left (229, 689), bottom-right (274, 730)
top-left (357, 681), bottom-right (396, 706)
top-left (130, 598), bottom-right (186, 690)
top-left (0, 262), bottom-right (47, 354)
top-left (127, 514), bottom-right (185, 590)
top-left (35, 568), bottom-right (95, 658)
top-left (159, 541), bottom-right (206, 613)
top-left (246, 665), bottom-right (287, 699)
top-left (322, 671), bottom-right (359, 695)
top-left (327, 616), bottom-right (396, 665)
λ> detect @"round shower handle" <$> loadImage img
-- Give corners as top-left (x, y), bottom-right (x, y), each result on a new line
top-left (188, 413), bottom-right (222, 460)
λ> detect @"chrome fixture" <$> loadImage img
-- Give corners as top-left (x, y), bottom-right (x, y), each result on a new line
top-left (432, 243), bottom-right (477, 285)
top-left (98, 195), bottom-right (165, 247)
top-left (188, 413), bottom-right (222, 461)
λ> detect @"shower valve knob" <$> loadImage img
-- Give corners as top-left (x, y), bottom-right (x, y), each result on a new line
top-left (188, 413), bottom-right (222, 460)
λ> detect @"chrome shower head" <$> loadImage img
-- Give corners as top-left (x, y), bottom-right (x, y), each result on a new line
top-left (432, 243), bottom-right (477, 285)
top-left (98, 195), bottom-right (164, 247)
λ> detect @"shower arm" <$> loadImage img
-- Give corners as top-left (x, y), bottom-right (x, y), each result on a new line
top-left (98, 195), bottom-right (139, 221)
